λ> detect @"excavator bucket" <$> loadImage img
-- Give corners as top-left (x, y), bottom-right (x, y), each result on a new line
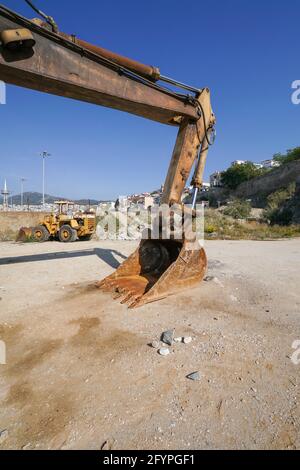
top-left (97, 238), bottom-right (207, 308)
top-left (16, 226), bottom-right (33, 242)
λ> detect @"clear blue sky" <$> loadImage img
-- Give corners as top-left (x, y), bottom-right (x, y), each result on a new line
top-left (0, 0), bottom-right (299, 200)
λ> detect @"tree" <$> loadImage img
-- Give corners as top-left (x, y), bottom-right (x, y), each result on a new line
top-left (273, 152), bottom-right (285, 164)
top-left (273, 147), bottom-right (300, 165)
top-left (221, 162), bottom-right (264, 190)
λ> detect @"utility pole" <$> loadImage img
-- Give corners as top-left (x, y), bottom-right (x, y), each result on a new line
top-left (39, 151), bottom-right (51, 207)
top-left (20, 177), bottom-right (26, 209)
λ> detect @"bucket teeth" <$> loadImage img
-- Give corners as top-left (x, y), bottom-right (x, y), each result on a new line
top-left (127, 298), bottom-right (140, 309)
top-left (113, 292), bottom-right (123, 300)
top-left (99, 279), bottom-right (119, 292)
top-left (98, 278), bottom-right (144, 307)
top-left (97, 240), bottom-right (207, 308)
top-left (97, 279), bottom-right (106, 288)
top-left (120, 292), bottom-right (134, 304)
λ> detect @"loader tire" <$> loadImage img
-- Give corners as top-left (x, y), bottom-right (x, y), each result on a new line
top-left (32, 225), bottom-right (49, 242)
top-left (59, 225), bottom-right (76, 243)
top-left (71, 229), bottom-right (78, 242)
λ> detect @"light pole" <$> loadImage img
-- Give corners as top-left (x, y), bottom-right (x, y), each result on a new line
top-left (39, 151), bottom-right (51, 206)
top-left (20, 177), bottom-right (26, 208)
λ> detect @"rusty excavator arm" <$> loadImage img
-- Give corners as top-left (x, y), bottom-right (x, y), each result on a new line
top-left (0, 3), bottom-right (216, 308)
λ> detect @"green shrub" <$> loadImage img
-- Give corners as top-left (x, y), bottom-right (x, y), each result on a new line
top-left (262, 183), bottom-right (296, 225)
top-left (267, 208), bottom-right (293, 226)
top-left (205, 223), bottom-right (217, 234)
top-left (266, 183), bottom-right (295, 209)
top-left (223, 200), bottom-right (251, 219)
top-left (273, 147), bottom-right (300, 165)
top-left (203, 208), bottom-right (300, 240)
top-left (221, 162), bottom-right (267, 190)
top-left (207, 192), bottom-right (218, 208)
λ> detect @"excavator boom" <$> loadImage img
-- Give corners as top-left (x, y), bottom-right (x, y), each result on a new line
top-left (0, 4), bottom-right (216, 307)
top-left (0, 5), bottom-right (199, 125)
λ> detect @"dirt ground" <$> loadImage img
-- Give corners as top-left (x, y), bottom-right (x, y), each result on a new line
top-left (0, 239), bottom-right (299, 450)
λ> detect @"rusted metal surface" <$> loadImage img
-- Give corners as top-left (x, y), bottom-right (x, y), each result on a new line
top-left (98, 89), bottom-right (214, 307)
top-left (30, 18), bottom-right (160, 81)
top-left (97, 239), bottom-right (207, 308)
top-left (161, 118), bottom-right (200, 205)
top-left (0, 7), bottom-right (199, 125)
top-left (162, 89), bottom-right (214, 204)
top-left (61, 33), bottom-right (160, 81)
top-left (191, 132), bottom-right (211, 189)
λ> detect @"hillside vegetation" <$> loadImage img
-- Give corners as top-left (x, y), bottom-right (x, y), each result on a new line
top-left (204, 208), bottom-right (300, 240)
top-left (221, 162), bottom-right (267, 190)
top-left (273, 147), bottom-right (300, 165)
top-left (221, 147), bottom-right (300, 190)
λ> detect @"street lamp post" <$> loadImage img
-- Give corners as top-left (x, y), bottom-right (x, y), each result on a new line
top-left (20, 177), bottom-right (26, 209)
top-left (40, 151), bottom-right (51, 207)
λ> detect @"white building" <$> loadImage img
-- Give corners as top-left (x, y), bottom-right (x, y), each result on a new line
top-left (231, 160), bottom-right (263, 169)
top-left (201, 182), bottom-right (211, 192)
top-left (210, 171), bottom-right (223, 187)
top-left (261, 159), bottom-right (280, 169)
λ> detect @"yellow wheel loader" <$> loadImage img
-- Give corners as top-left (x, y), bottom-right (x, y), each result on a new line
top-left (1, 3), bottom-right (216, 307)
top-left (18, 201), bottom-right (96, 243)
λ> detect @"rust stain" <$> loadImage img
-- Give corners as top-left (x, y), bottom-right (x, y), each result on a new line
top-left (15, 393), bottom-right (74, 447)
top-left (69, 320), bottom-right (144, 361)
top-left (70, 316), bottom-right (100, 333)
top-left (94, 330), bottom-right (143, 357)
top-left (0, 323), bottom-right (23, 342)
top-left (69, 316), bottom-right (101, 347)
top-left (5, 381), bottom-right (33, 405)
top-left (6, 339), bottom-right (63, 377)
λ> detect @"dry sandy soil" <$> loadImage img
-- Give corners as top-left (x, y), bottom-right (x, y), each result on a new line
top-left (0, 239), bottom-right (299, 450)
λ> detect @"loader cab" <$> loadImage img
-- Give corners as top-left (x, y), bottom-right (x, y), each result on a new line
top-left (55, 200), bottom-right (75, 216)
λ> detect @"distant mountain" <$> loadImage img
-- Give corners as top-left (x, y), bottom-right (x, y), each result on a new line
top-left (5, 192), bottom-right (103, 206)
top-left (74, 198), bottom-right (104, 205)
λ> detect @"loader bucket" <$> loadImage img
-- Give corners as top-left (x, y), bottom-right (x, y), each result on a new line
top-left (97, 238), bottom-right (207, 308)
top-left (16, 227), bottom-right (33, 242)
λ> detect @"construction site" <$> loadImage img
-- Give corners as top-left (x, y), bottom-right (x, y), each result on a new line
top-left (0, 237), bottom-right (299, 450)
top-left (0, 0), bottom-right (299, 454)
